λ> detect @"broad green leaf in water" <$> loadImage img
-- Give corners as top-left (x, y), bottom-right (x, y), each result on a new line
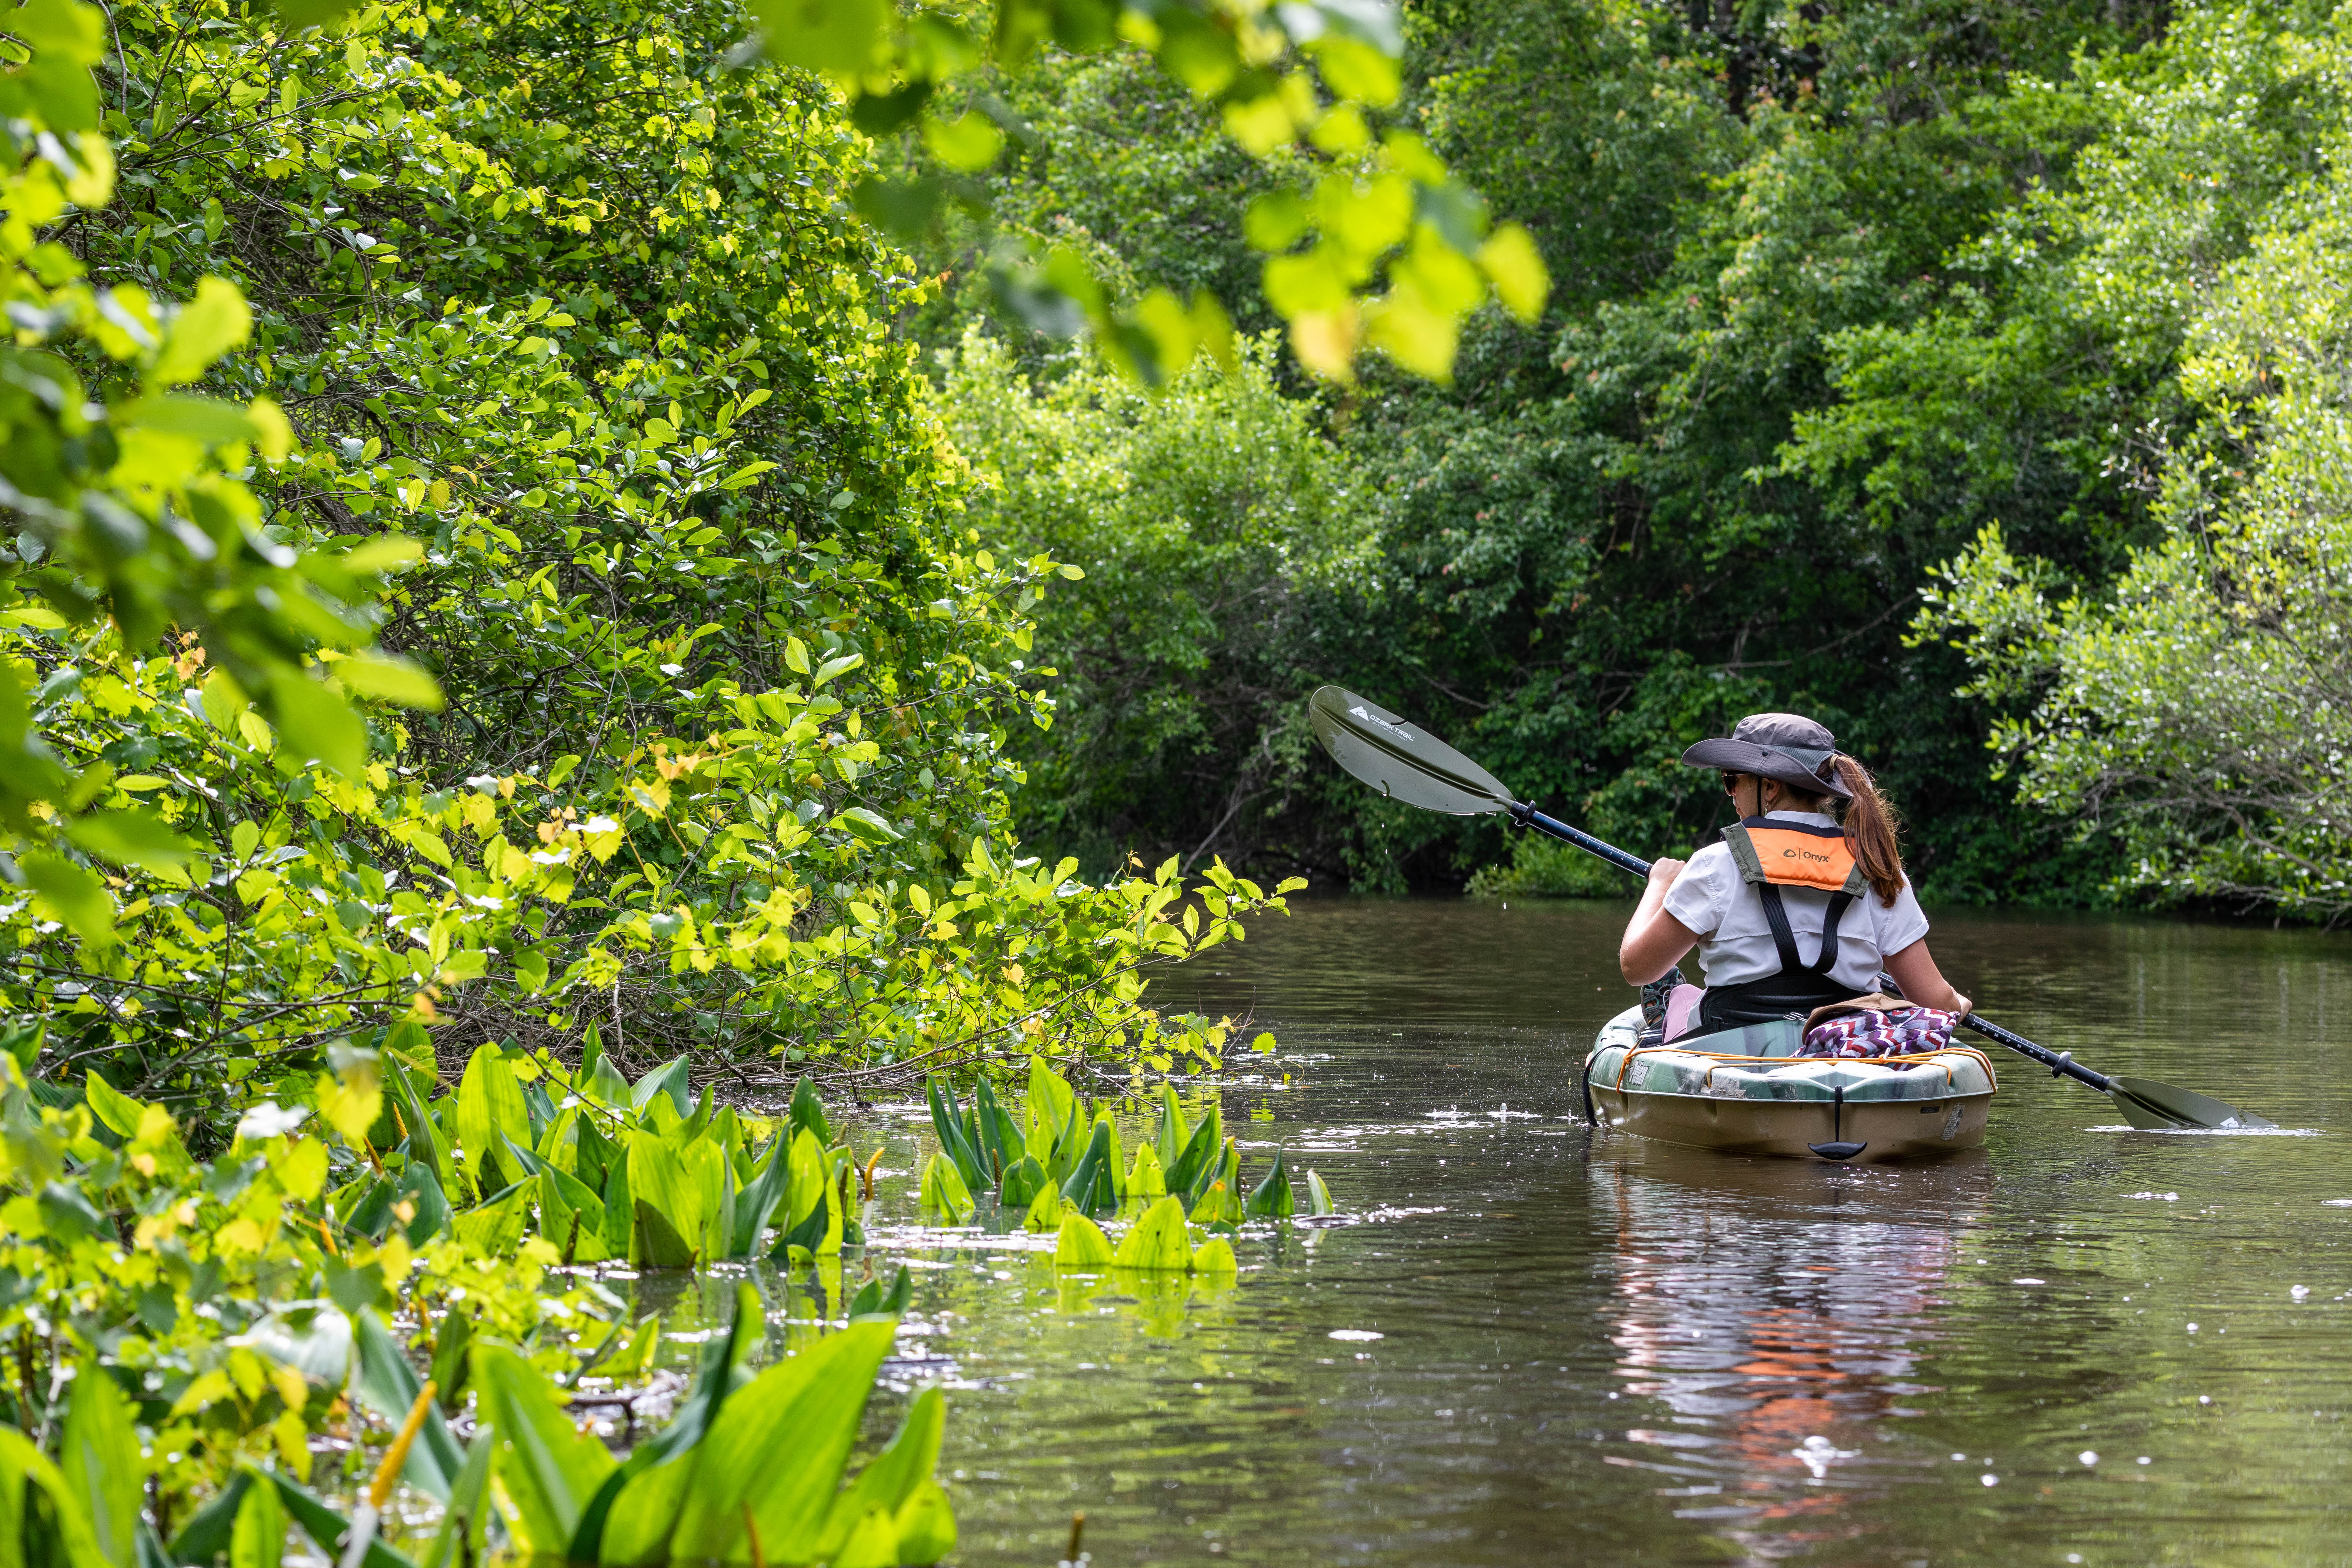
top-left (62, 1372), bottom-right (139, 1568)
top-left (451, 1181), bottom-right (531, 1255)
top-left (1058, 1118), bottom-right (1116, 1215)
top-left (473, 1344), bottom-right (616, 1553)
top-left (1306, 1168), bottom-right (1336, 1217)
top-left (1024, 1056), bottom-right (1077, 1167)
top-left (415, 1429), bottom-right (492, 1568)
top-left (631, 1056), bottom-right (693, 1117)
top-left (351, 1311), bottom-right (463, 1502)
top-left (919, 1152), bottom-right (974, 1223)
top-left (1191, 1236), bottom-right (1239, 1276)
top-left (628, 1133), bottom-right (702, 1267)
top-left (810, 1386), bottom-right (948, 1563)
top-left (1244, 1148), bottom-right (1295, 1219)
top-left (454, 1046), bottom-right (529, 1195)
top-left (787, 1075), bottom-right (832, 1144)
top-left (998, 1153), bottom-right (1048, 1210)
top-left (1022, 1184), bottom-right (1063, 1232)
top-left (1111, 1195), bottom-right (1192, 1270)
top-left (666, 1321), bottom-right (897, 1562)
top-left (1053, 1212), bottom-right (1114, 1268)
top-left (1154, 1084), bottom-right (1189, 1169)
top-left (1165, 1105), bottom-right (1221, 1194)
top-left (1125, 1142), bottom-right (1167, 1203)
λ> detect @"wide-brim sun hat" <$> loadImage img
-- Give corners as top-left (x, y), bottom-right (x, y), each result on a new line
top-left (1680, 712), bottom-right (1854, 800)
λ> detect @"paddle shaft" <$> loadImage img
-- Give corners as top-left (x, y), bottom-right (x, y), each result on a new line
top-left (1504, 803), bottom-right (2118, 1093)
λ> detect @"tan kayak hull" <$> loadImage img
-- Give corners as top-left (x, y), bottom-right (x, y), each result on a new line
top-left (1588, 1082), bottom-right (1992, 1163)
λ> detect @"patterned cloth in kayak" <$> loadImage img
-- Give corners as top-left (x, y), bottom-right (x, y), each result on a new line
top-left (1798, 1003), bottom-right (1960, 1059)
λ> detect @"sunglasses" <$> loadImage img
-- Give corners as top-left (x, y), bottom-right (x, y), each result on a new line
top-left (1721, 773), bottom-right (1743, 797)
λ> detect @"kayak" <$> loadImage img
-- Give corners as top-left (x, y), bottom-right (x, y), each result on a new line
top-left (1582, 1005), bottom-right (1997, 1164)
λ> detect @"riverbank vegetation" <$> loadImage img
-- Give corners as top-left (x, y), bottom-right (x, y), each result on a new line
top-left (923, 0), bottom-right (2352, 924)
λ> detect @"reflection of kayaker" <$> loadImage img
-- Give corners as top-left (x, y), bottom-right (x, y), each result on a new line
top-left (1618, 712), bottom-right (1969, 1037)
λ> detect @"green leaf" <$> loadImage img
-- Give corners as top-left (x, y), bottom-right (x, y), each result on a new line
top-left (1243, 1148), bottom-right (1294, 1218)
top-left (666, 1322), bottom-right (897, 1563)
top-left (81, 1074), bottom-right (144, 1139)
top-left (1052, 1212), bottom-right (1114, 1268)
top-left (63, 807), bottom-right (202, 870)
top-left (150, 277), bottom-right (251, 387)
top-left (1190, 1235), bottom-right (1239, 1276)
top-left (630, 1056), bottom-right (693, 1116)
top-left (810, 652), bottom-right (864, 687)
top-left (20, 850), bottom-right (115, 950)
top-left (336, 654), bottom-right (445, 711)
top-left (834, 806), bottom-right (899, 843)
top-left (1478, 222), bottom-right (1551, 324)
top-left (810, 1385), bottom-right (948, 1561)
top-left (1306, 1169), bottom-right (1336, 1217)
top-left (454, 1047), bottom-right (529, 1196)
top-left (268, 1472), bottom-right (418, 1568)
top-left (755, 0), bottom-right (887, 77)
top-left (351, 1312), bottom-right (465, 1503)
top-left (921, 110), bottom-right (1002, 172)
top-left (269, 671), bottom-right (367, 778)
top-left (472, 1345), bottom-right (617, 1553)
top-left (918, 1152), bottom-right (974, 1223)
top-left (1057, 1118), bottom-right (1116, 1215)
top-left (229, 1472), bottom-right (282, 1568)
top-left (0, 1427), bottom-right (108, 1568)
top-left (1244, 189), bottom-right (1308, 252)
top-left (1111, 1195), bottom-right (1192, 1270)
top-left (628, 1133), bottom-right (705, 1267)
top-left (63, 1372), bottom-right (140, 1568)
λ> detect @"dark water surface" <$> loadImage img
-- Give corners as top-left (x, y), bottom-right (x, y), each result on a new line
top-left (851, 900), bottom-right (2352, 1567)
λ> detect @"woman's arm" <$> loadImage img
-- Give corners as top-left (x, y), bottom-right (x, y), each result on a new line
top-left (1882, 937), bottom-right (1970, 1016)
top-left (1619, 858), bottom-right (1700, 985)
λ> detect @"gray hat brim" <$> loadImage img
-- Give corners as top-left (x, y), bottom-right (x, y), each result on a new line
top-left (1680, 737), bottom-right (1854, 799)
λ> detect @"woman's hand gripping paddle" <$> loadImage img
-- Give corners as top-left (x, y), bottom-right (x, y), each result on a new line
top-left (1309, 685), bottom-right (2274, 1132)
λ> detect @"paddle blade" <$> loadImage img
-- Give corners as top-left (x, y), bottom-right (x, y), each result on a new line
top-left (2110, 1076), bottom-right (2275, 1131)
top-left (1308, 687), bottom-right (1514, 816)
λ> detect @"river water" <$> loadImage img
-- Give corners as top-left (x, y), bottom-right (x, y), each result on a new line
top-left (779, 899), bottom-right (2352, 1566)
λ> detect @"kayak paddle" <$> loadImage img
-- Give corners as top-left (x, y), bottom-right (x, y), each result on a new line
top-left (1307, 685), bottom-right (2274, 1132)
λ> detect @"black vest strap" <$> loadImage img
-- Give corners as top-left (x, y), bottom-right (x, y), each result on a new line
top-left (1756, 881), bottom-right (1855, 978)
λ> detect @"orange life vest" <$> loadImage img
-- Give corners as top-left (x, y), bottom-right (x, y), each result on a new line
top-left (1722, 819), bottom-right (1868, 897)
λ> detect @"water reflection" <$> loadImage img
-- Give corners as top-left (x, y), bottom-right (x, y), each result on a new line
top-left (1597, 1148), bottom-right (1981, 1558)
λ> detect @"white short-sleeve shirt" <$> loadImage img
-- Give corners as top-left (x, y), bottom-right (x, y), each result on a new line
top-left (1661, 811), bottom-right (1931, 991)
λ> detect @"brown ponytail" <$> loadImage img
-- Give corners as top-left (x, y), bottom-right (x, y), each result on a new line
top-left (1831, 754), bottom-right (1906, 907)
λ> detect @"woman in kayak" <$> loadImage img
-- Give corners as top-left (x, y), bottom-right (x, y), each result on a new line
top-left (1618, 712), bottom-right (1970, 1039)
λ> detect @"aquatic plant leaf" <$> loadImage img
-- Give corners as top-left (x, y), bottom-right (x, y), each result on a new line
top-left (228, 1470), bottom-right (281, 1568)
top-left (1125, 1142), bottom-right (1167, 1202)
top-left (1305, 1169), bottom-right (1335, 1217)
top-left (787, 1076), bottom-right (833, 1146)
top-left (1023, 1185), bottom-right (1064, 1232)
top-left (730, 1138), bottom-right (793, 1257)
top-left (667, 1322), bottom-right (897, 1562)
top-left (1190, 1236), bottom-right (1239, 1276)
top-left (630, 1057), bottom-right (693, 1118)
top-left (394, 1162), bottom-right (452, 1245)
top-left (600, 1155), bottom-right (633, 1258)
top-left (998, 1153), bottom-right (1047, 1210)
top-left (846, 1265), bottom-right (913, 1322)
top-left (351, 1310), bottom-right (464, 1502)
top-left (890, 1479), bottom-right (958, 1564)
top-left (267, 1474), bottom-right (416, 1568)
top-left (1111, 1195), bottom-right (1192, 1270)
top-left (170, 1469), bottom-right (253, 1568)
top-left (627, 1132), bottom-right (702, 1266)
top-left (1023, 1057), bottom-right (1078, 1170)
top-left (0, 1427), bottom-right (109, 1568)
top-left (382, 1052), bottom-right (456, 1196)
top-left (1154, 1084), bottom-right (1190, 1169)
top-left (473, 1344), bottom-right (616, 1553)
top-left (574, 1286), bottom-right (760, 1564)
top-left (453, 1046), bottom-right (528, 1196)
top-left (924, 1076), bottom-right (986, 1193)
top-left (1095, 1111), bottom-right (1127, 1201)
top-left (414, 1427), bottom-right (493, 1568)
top-left (62, 1372), bottom-right (138, 1568)
top-left (1243, 1148), bottom-right (1294, 1218)
top-left (1165, 1110), bottom-right (1220, 1196)
top-left (1054, 1212), bottom-right (1114, 1268)
top-left (919, 1152), bottom-right (975, 1223)
top-left (1059, 1119), bottom-right (1118, 1214)
top-left (969, 1077), bottom-right (1008, 1178)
